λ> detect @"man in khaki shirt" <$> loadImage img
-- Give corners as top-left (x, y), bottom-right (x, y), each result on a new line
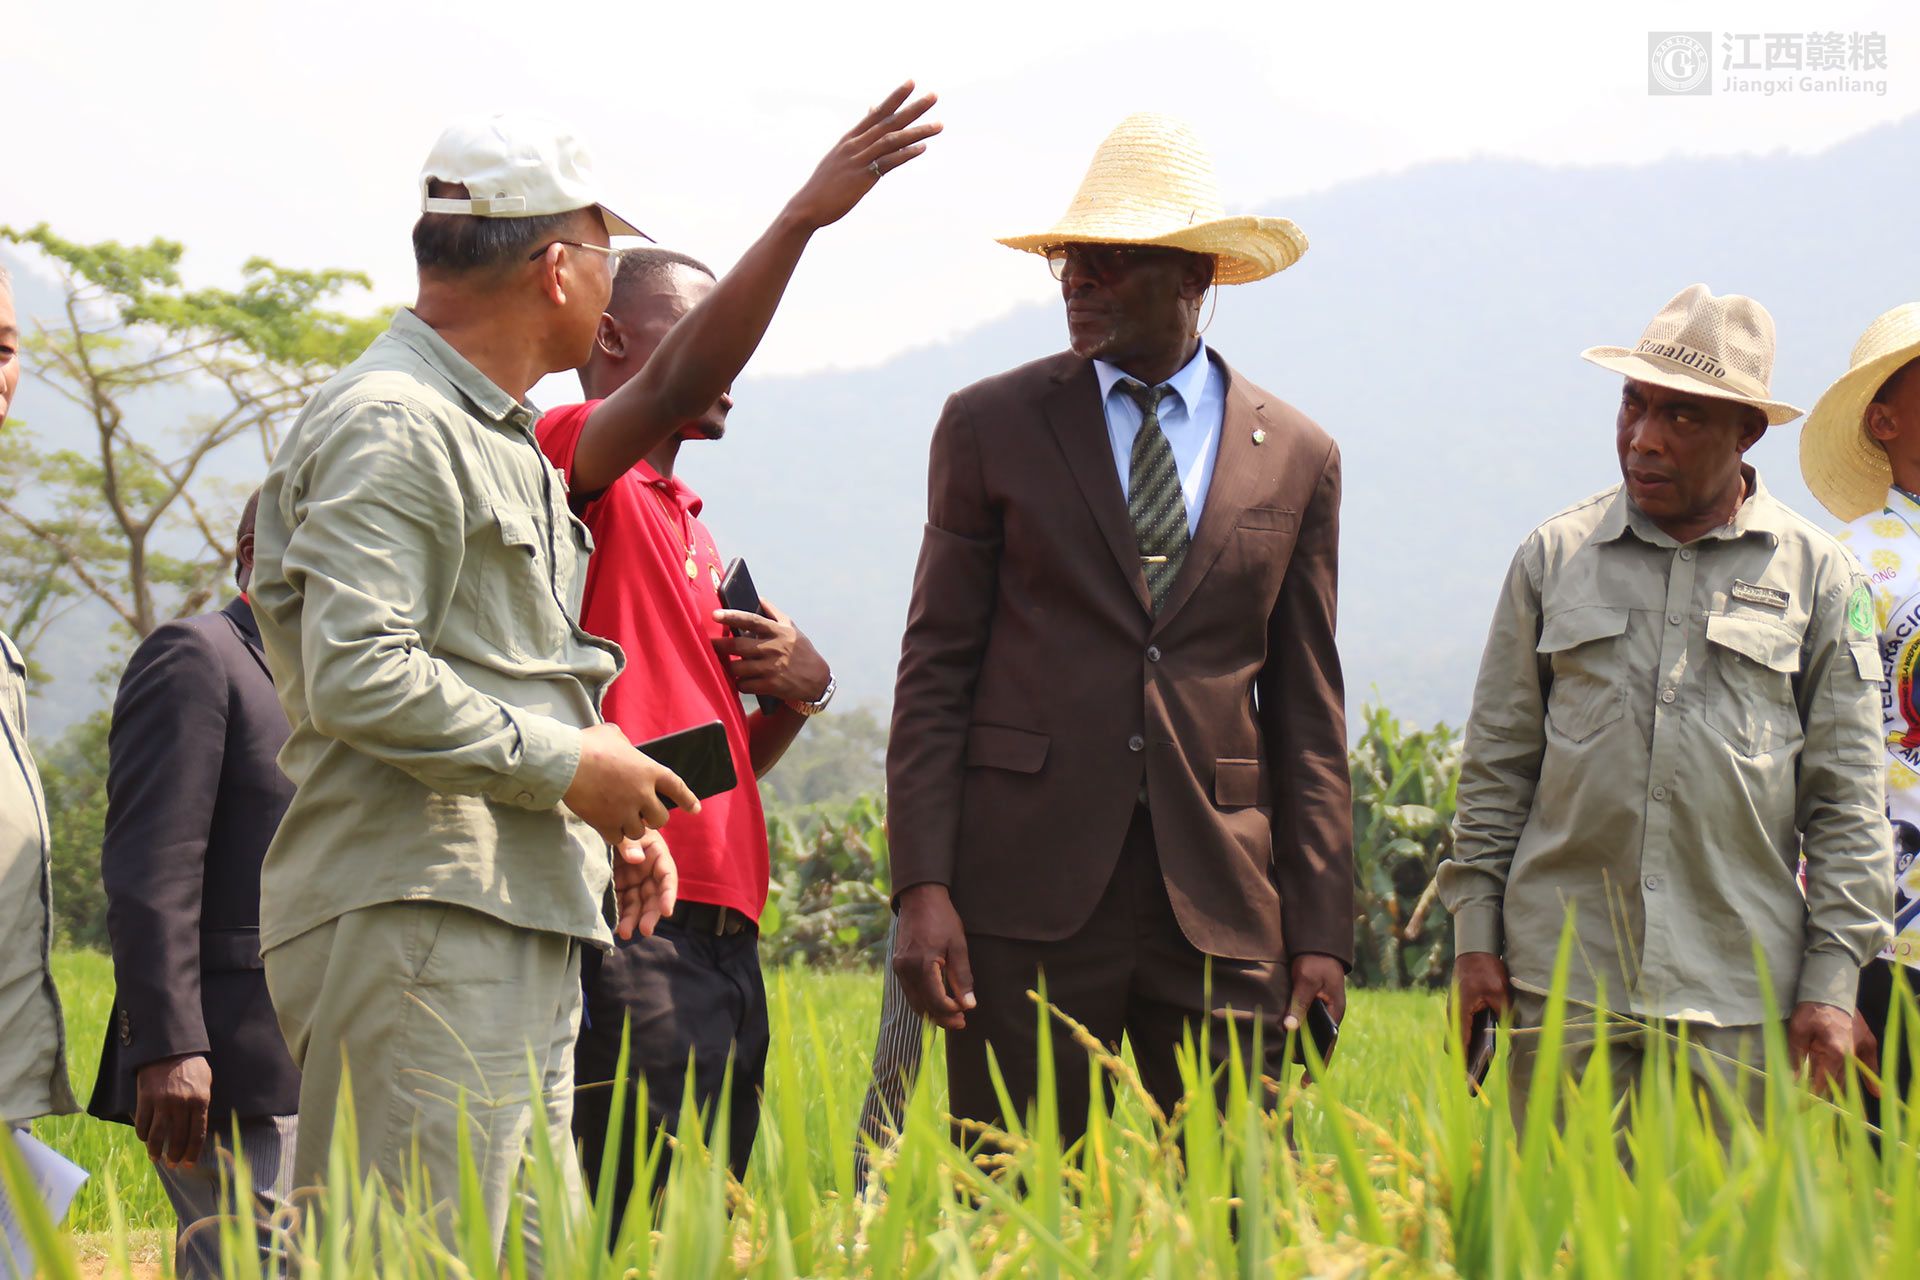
top-left (252, 118), bottom-right (705, 1257)
top-left (0, 262), bottom-right (78, 1131)
top-left (1439, 285), bottom-right (1893, 1128)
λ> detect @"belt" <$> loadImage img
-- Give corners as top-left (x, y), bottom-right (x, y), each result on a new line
top-left (668, 900), bottom-right (757, 937)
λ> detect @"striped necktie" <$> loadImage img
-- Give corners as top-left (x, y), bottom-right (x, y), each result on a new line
top-left (1119, 379), bottom-right (1188, 611)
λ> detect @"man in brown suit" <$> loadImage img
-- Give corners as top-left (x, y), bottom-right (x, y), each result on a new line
top-left (886, 114), bottom-right (1354, 1143)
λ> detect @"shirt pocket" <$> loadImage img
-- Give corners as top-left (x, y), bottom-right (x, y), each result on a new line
top-left (1537, 605), bottom-right (1631, 743)
top-left (1703, 612), bottom-right (1804, 757)
top-left (467, 502), bottom-right (568, 663)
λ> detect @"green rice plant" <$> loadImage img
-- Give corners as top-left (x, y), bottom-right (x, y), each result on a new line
top-left (25, 947), bottom-right (1920, 1277)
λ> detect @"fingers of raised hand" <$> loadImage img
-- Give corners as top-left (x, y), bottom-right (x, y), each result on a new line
top-left (845, 82), bottom-right (916, 141)
top-left (858, 122), bottom-right (944, 169)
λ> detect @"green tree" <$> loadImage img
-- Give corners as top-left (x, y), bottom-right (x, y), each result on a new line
top-left (1348, 703), bottom-right (1463, 989)
top-left (0, 224), bottom-right (383, 667)
top-left (757, 703), bottom-right (888, 808)
top-left (34, 710), bottom-right (111, 949)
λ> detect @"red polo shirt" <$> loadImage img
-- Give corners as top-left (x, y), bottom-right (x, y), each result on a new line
top-left (537, 401), bottom-right (767, 920)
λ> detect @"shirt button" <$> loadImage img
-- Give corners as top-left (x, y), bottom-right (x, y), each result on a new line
top-left (1660, 688), bottom-right (1676, 704)
top-left (1644, 875), bottom-right (1660, 891)
top-left (1651, 785), bottom-right (1668, 801)
top-left (1128, 734), bottom-right (1145, 752)
top-left (1668, 613), bottom-right (1683, 626)
top-left (1146, 646), bottom-right (1162, 663)
top-left (1679, 549), bottom-right (1694, 561)
top-left (517, 791), bottom-right (535, 805)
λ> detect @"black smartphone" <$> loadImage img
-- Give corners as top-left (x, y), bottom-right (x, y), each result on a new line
top-left (633, 720), bottom-right (737, 809)
top-left (717, 558), bottom-right (779, 715)
top-left (1286, 998), bottom-right (1340, 1074)
top-left (718, 557), bottom-right (764, 619)
top-left (1466, 1009), bottom-right (1499, 1093)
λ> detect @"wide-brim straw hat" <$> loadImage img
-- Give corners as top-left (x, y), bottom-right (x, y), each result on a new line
top-left (1581, 283), bottom-right (1803, 427)
top-left (997, 113), bottom-right (1306, 285)
top-left (1800, 303), bottom-right (1920, 521)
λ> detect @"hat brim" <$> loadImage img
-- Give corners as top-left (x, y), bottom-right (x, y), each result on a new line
top-left (598, 204), bottom-right (652, 243)
top-left (1581, 347), bottom-right (1804, 426)
top-left (1799, 339), bottom-right (1920, 521)
top-left (996, 215), bottom-right (1307, 285)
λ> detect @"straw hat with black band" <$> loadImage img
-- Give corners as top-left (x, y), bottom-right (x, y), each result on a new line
top-left (997, 113), bottom-right (1307, 284)
top-left (1580, 283), bottom-right (1803, 426)
top-left (1800, 303), bottom-right (1920, 522)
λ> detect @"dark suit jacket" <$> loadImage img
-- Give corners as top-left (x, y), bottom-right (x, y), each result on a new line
top-left (88, 597), bottom-right (300, 1124)
top-left (887, 350), bottom-right (1354, 964)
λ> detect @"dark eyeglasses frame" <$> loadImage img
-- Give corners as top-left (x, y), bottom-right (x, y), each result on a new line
top-left (1043, 242), bottom-right (1187, 284)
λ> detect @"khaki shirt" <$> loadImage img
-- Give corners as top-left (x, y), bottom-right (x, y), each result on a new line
top-left (252, 310), bottom-right (623, 953)
top-left (1439, 473), bottom-right (1892, 1024)
top-left (0, 631), bottom-right (77, 1121)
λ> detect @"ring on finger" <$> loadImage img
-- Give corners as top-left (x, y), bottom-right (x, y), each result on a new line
top-left (868, 159), bottom-right (882, 178)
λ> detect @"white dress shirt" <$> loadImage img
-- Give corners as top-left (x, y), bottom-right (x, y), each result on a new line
top-left (1092, 340), bottom-right (1224, 536)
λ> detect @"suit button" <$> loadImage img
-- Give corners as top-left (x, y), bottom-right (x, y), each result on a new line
top-left (517, 791), bottom-right (535, 805)
top-left (1146, 646), bottom-right (1162, 663)
top-left (119, 1010), bottom-right (131, 1046)
top-left (1128, 734), bottom-right (1145, 752)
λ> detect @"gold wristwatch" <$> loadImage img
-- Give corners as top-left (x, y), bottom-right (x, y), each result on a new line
top-left (787, 673), bottom-right (837, 717)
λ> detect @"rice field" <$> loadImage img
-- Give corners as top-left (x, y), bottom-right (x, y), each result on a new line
top-left (16, 943), bottom-right (1920, 1277)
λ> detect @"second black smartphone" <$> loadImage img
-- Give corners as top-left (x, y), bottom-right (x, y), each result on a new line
top-left (633, 719), bottom-right (737, 809)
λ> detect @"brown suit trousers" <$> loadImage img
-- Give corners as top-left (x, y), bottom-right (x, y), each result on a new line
top-left (888, 348), bottom-right (1353, 1134)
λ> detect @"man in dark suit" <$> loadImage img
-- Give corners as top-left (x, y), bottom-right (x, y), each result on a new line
top-left (89, 490), bottom-right (300, 1279)
top-left (886, 113), bottom-right (1354, 1145)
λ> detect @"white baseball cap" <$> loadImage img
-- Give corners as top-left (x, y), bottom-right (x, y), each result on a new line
top-left (419, 113), bottom-right (648, 241)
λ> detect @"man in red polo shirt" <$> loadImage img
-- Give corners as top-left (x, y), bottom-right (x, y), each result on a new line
top-left (542, 247), bottom-right (833, 1219)
top-left (538, 86), bottom-right (937, 1222)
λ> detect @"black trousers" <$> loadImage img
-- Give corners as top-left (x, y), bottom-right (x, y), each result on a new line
top-left (1858, 957), bottom-right (1916, 1135)
top-left (572, 910), bottom-right (769, 1231)
top-left (945, 805), bottom-right (1292, 1151)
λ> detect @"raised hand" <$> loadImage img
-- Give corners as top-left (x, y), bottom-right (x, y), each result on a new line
top-left (784, 80), bottom-right (942, 230)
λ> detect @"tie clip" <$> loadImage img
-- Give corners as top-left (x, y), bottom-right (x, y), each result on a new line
top-left (1140, 555), bottom-right (1171, 564)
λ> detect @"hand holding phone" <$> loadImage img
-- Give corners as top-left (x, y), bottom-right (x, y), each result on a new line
top-left (633, 720), bottom-right (738, 810)
top-left (1285, 998), bottom-right (1340, 1076)
top-left (718, 559), bottom-right (780, 715)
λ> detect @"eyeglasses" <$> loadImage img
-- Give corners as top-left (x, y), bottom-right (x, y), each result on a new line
top-left (526, 240), bottom-right (621, 263)
top-left (1044, 243), bottom-right (1186, 284)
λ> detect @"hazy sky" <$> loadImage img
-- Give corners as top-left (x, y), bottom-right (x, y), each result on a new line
top-left (10, 0), bottom-right (1920, 379)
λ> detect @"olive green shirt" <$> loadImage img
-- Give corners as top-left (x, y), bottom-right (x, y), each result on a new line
top-left (251, 309), bottom-right (623, 953)
top-left (0, 631), bottom-right (77, 1122)
top-left (1439, 473), bottom-right (1893, 1024)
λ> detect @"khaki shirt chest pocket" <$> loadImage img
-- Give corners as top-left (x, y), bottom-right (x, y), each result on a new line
top-left (1538, 605), bottom-right (1631, 743)
top-left (1702, 613), bottom-right (1803, 757)
top-left (464, 502), bottom-right (569, 663)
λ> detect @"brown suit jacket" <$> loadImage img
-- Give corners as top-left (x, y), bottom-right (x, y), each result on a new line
top-left (887, 348), bottom-right (1354, 964)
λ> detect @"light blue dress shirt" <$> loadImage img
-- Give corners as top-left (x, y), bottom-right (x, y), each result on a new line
top-left (1092, 341), bottom-right (1224, 536)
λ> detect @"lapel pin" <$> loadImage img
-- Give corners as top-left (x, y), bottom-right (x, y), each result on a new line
top-left (1251, 428), bottom-right (1267, 445)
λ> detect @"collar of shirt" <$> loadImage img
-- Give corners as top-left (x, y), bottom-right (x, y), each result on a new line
top-left (632, 458), bottom-right (705, 519)
top-left (1092, 339), bottom-right (1213, 417)
top-left (1590, 465), bottom-right (1790, 550)
top-left (386, 309), bottom-right (541, 432)
top-left (1889, 486), bottom-right (1920, 525)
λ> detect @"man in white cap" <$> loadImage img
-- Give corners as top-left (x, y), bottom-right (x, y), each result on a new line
top-left (885, 114), bottom-right (1352, 1148)
top-left (1440, 285), bottom-right (1893, 1133)
top-left (1801, 301), bottom-right (1920, 1127)
top-left (0, 260), bottom-right (80, 1143)
top-left (248, 104), bottom-right (900, 1251)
